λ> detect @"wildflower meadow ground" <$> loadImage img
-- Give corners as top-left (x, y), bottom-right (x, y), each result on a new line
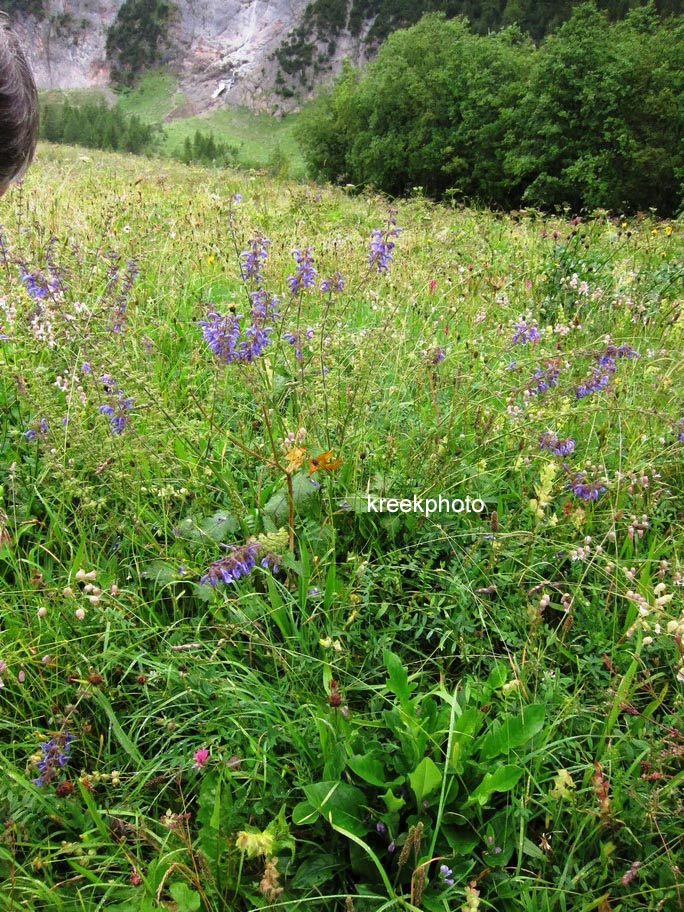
top-left (0, 143), bottom-right (683, 911)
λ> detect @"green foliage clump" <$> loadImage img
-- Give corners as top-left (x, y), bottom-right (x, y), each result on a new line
top-left (1, 0), bottom-right (46, 16)
top-left (274, 27), bottom-right (316, 78)
top-left (508, 3), bottom-right (684, 213)
top-left (177, 129), bottom-right (240, 168)
top-left (297, 15), bottom-right (533, 203)
top-left (39, 99), bottom-right (160, 155)
top-left (105, 0), bottom-right (178, 88)
top-left (298, 2), bottom-right (684, 214)
top-left (306, 0), bottom-right (349, 34)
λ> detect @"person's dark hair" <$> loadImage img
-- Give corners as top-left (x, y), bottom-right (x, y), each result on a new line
top-left (0, 15), bottom-right (38, 191)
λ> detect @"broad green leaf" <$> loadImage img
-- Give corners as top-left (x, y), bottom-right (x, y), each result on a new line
top-left (196, 771), bottom-right (225, 863)
top-left (142, 560), bottom-right (181, 585)
top-left (290, 854), bottom-right (339, 889)
top-left (522, 836), bottom-right (546, 860)
top-left (468, 765), bottom-right (523, 806)
top-left (107, 900), bottom-right (157, 912)
top-left (169, 882), bottom-right (201, 911)
top-left (449, 707), bottom-right (484, 770)
top-left (478, 704), bottom-right (545, 760)
top-left (198, 510), bottom-right (240, 538)
top-left (178, 510), bottom-right (240, 547)
top-left (443, 827), bottom-right (479, 855)
top-left (263, 475), bottom-right (319, 525)
top-left (323, 740), bottom-right (347, 781)
top-left (408, 756), bottom-right (442, 805)
top-left (292, 799), bottom-right (319, 826)
top-left (348, 754), bottom-right (389, 787)
top-left (382, 788), bottom-right (405, 814)
top-left (384, 651), bottom-right (412, 708)
top-left (301, 781), bottom-right (370, 837)
top-left (487, 661), bottom-right (509, 690)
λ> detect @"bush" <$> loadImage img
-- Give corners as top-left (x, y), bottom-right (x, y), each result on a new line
top-left (297, 15), bottom-right (533, 203)
top-left (507, 3), bottom-right (684, 213)
top-left (299, 2), bottom-right (684, 214)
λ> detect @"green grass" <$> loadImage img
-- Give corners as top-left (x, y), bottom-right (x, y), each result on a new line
top-left (115, 70), bottom-right (185, 123)
top-left (0, 143), bottom-right (683, 911)
top-left (159, 106), bottom-right (305, 175)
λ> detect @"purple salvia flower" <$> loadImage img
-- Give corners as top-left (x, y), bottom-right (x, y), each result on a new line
top-left (283, 326), bottom-right (314, 361)
top-left (200, 292), bottom-right (279, 365)
top-left (512, 321), bottom-right (541, 345)
top-left (575, 370), bottom-right (611, 399)
top-left (439, 864), bottom-right (455, 887)
top-left (112, 258), bottom-right (138, 332)
top-left (33, 731), bottom-right (74, 787)
top-left (581, 344), bottom-right (638, 397)
top-left (260, 553), bottom-right (280, 574)
top-left (200, 310), bottom-right (242, 363)
top-left (99, 395), bottom-right (134, 435)
top-left (368, 220), bottom-right (401, 274)
top-left (539, 432), bottom-right (576, 457)
top-left (283, 331), bottom-right (302, 360)
top-left (287, 247), bottom-right (317, 294)
top-left (249, 288), bottom-right (280, 323)
top-left (595, 354), bottom-right (617, 372)
top-left (19, 267), bottom-right (62, 301)
top-left (201, 541), bottom-right (261, 586)
top-left (320, 271), bottom-right (344, 293)
top-left (603, 343), bottom-right (639, 361)
top-left (240, 235), bottom-right (270, 285)
top-left (23, 418), bottom-right (48, 439)
top-left (529, 361), bottom-right (560, 396)
top-left (568, 473), bottom-right (606, 502)
top-left (100, 374), bottom-right (117, 393)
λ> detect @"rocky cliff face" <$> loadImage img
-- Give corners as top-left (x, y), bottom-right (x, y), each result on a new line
top-left (9, 0), bottom-right (373, 113)
top-left (12, 0), bottom-right (123, 90)
top-left (172, 0), bottom-right (315, 113)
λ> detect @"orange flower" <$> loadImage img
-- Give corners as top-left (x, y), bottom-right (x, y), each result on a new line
top-left (283, 445), bottom-right (306, 474)
top-left (309, 450), bottom-right (342, 474)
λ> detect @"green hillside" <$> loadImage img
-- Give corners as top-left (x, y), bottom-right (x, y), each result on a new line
top-left (39, 73), bottom-right (306, 176)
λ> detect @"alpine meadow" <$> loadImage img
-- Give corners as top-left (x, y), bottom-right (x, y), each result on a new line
top-left (1, 3), bottom-right (684, 912)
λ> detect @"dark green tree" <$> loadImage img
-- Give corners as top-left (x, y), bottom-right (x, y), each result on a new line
top-left (298, 15), bottom-right (532, 202)
top-left (106, 0), bottom-right (178, 87)
top-left (507, 1), bottom-right (684, 213)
